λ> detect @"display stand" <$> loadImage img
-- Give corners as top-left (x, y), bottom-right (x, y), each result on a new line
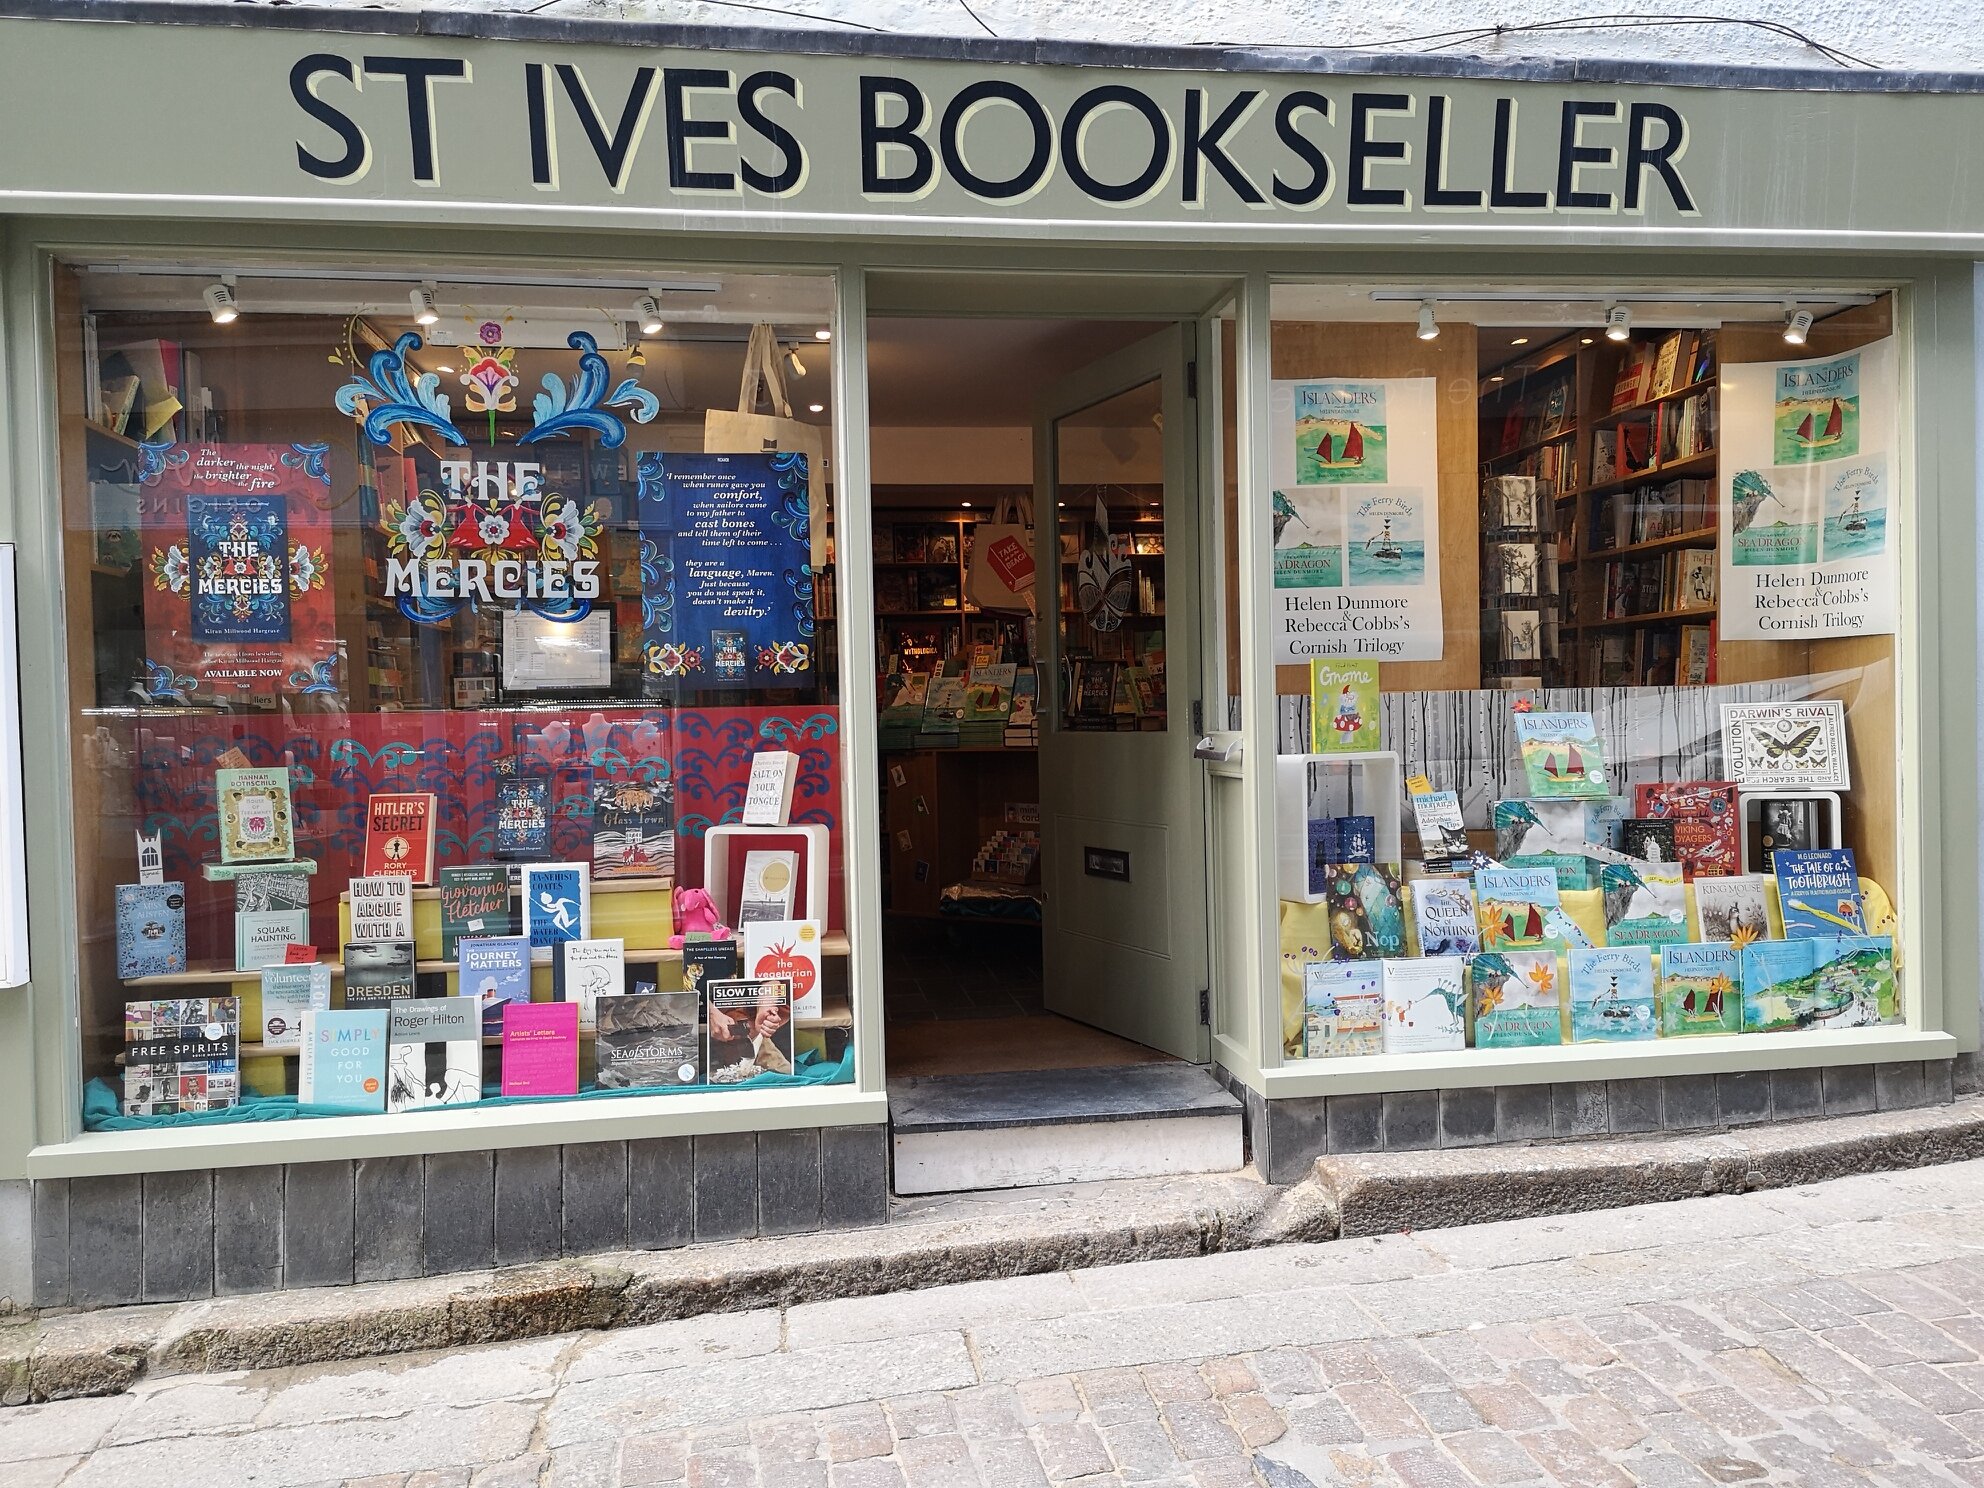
top-left (703, 822), bottom-right (831, 927)
top-left (1738, 789), bottom-right (1844, 872)
top-left (1273, 752), bottom-right (1404, 904)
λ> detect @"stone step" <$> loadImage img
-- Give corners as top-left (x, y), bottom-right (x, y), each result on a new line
top-left (887, 1063), bottom-right (1246, 1195)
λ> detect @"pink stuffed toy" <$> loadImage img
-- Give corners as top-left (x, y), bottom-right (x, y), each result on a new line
top-left (669, 885), bottom-right (731, 948)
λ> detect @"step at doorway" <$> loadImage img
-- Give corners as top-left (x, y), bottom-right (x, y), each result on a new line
top-left (888, 1063), bottom-right (1245, 1195)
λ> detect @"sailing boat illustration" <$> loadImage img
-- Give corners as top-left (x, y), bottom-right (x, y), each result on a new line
top-left (1794, 398), bottom-right (1846, 450)
top-left (1342, 422), bottom-right (1365, 466)
top-left (1543, 739), bottom-right (1587, 783)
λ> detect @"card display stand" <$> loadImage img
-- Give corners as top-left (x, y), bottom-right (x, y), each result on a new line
top-left (1274, 752), bottom-right (1404, 904)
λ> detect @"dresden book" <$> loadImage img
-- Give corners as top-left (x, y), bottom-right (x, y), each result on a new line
top-left (343, 939), bottom-right (416, 1009)
top-left (364, 791), bottom-right (438, 883)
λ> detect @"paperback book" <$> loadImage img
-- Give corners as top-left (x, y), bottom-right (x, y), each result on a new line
top-left (1513, 712), bottom-right (1608, 799)
top-left (596, 991), bottom-right (703, 1088)
top-left (1598, 860), bottom-right (1690, 947)
top-left (1409, 788), bottom-right (1471, 870)
top-left (682, 937), bottom-right (741, 1000)
top-left (298, 1007), bottom-right (388, 1112)
top-left (742, 918), bottom-right (825, 1020)
top-left (1302, 962), bottom-right (1383, 1057)
top-left (1308, 660), bottom-right (1381, 753)
top-left (1411, 878), bottom-right (1479, 957)
top-left (522, 863), bottom-right (591, 955)
top-left (115, 882), bottom-right (187, 979)
top-left (259, 961), bottom-right (331, 1050)
top-left (495, 775), bottom-right (552, 859)
top-left (123, 996), bottom-right (240, 1115)
top-left (706, 976), bottom-right (796, 1081)
top-left (1379, 957), bottom-right (1468, 1054)
top-left (385, 996), bottom-right (483, 1110)
top-left (1568, 946), bottom-right (1658, 1042)
top-left (342, 939), bottom-right (416, 1009)
top-left (500, 1000), bottom-right (580, 1096)
top-left (235, 867), bottom-right (312, 971)
top-left (215, 766), bottom-right (294, 865)
top-left (1618, 819), bottom-right (1678, 865)
top-left (1753, 796), bottom-right (1828, 871)
top-left (737, 850), bottom-right (799, 925)
top-left (1324, 863), bottom-right (1406, 960)
top-left (1773, 848), bottom-right (1866, 938)
top-left (1491, 798), bottom-right (1618, 890)
top-left (438, 865), bottom-right (514, 959)
top-left (1720, 700), bottom-right (1849, 790)
top-left (1659, 942), bottom-right (1742, 1037)
top-left (347, 874), bottom-right (415, 943)
top-left (1473, 867), bottom-right (1563, 950)
top-left (742, 749), bottom-right (800, 827)
top-left (592, 780), bottom-right (676, 880)
top-left (364, 791), bottom-right (438, 883)
top-left (557, 937), bottom-right (626, 1031)
top-left (1469, 950), bottom-right (1563, 1048)
top-left (1693, 874), bottom-right (1777, 945)
top-left (1742, 935), bottom-right (1898, 1031)
top-left (458, 934), bottom-right (533, 1032)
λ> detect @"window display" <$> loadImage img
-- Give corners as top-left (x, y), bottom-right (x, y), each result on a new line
top-left (61, 262), bottom-right (850, 1123)
top-left (1270, 284), bottom-right (1904, 1064)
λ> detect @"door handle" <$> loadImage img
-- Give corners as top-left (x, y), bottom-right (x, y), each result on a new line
top-left (1194, 735), bottom-right (1242, 763)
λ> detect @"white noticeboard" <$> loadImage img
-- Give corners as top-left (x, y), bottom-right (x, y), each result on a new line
top-left (1268, 377), bottom-right (1444, 663)
top-left (1718, 337), bottom-right (1899, 640)
top-left (0, 546), bottom-right (28, 987)
top-left (501, 610), bottom-right (612, 692)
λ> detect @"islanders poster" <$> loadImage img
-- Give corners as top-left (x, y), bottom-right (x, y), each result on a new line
top-left (1290, 381), bottom-right (1389, 484)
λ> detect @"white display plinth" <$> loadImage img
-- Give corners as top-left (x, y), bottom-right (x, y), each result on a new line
top-left (1739, 789), bottom-right (1844, 872)
top-left (1274, 752), bottom-right (1404, 904)
top-left (703, 822), bottom-right (831, 926)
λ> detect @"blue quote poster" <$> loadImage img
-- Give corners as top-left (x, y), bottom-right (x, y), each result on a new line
top-left (637, 451), bottom-right (814, 694)
top-left (187, 495), bottom-right (292, 643)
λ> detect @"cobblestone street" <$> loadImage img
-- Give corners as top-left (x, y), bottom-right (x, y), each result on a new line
top-left (14, 1158), bottom-right (1984, 1485)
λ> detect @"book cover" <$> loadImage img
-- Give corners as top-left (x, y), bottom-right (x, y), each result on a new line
top-left (558, 937), bottom-right (626, 1031)
top-left (1774, 349), bottom-right (1860, 463)
top-left (1693, 874), bottom-right (1776, 945)
top-left (963, 665), bottom-right (1018, 724)
top-left (522, 863), bottom-right (591, 955)
top-left (495, 776), bottom-right (552, 859)
top-left (1513, 713), bottom-right (1608, 799)
top-left (458, 935), bottom-right (533, 1033)
top-left (215, 766), bottom-right (294, 865)
top-left (1306, 818), bottom-right (1338, 896)
top-left (742, 750), bottom-right (800, 827)
top-left (592, 780), bottom-right (676, 880)
top-left (298, 1007), bottom-right (388, 1112)
top-left (1324, 863), bottom-right (1406, 961)
top-left (115, 882), bottom-right (187, 979)
top-left (1292, 381), bottom-right (1389, 483)
top-left (683, 938), bottom-right (741, 1002)
top-left (1599, 860), bottom-right (1690, 947)
top-left (1492, 799), bottom-right (1602, 891)
top-left (706, 975), bottom-right (796, 1081)
top-left (236, 905), bottom-right (310, 972)
top-left (1411, 878), bottom-right (1479, 957)
top-left (235, 866), bottom-right (310, 914)
top-left (1773, 848), bottom-right (1866, 938)
top-left (438, 866), bottom-right (514, 960)
top-left (348, 874), bottom-right (415, 943)
top-left (1568, 947), bottom-right (1658, 1042)
top-left (1820, 935), bottom-right (1901, 1026)
top-left (1301, 962), bottom-right (1382, 1058)
top-left (1719, 701), bottom-right (1850, 790)
top-left (1379, 957), bottom-right (1467, 1054)
top-left (1336, 817), bottom-right (1376, 865)
top-left (1409, 789), bottom-right (1470, 869)
top-left (597, 991), bottom-right (703, 1088)
top-left (737, 850), bottom-right (799, 925)
top-left (1754, 797), bottom-right (1827, 871)
top-left (364, 792), bottom-right (438, 883)
top-left (1618, 819), bottom-right (1678, 866)
top-left (1469, 950), bottom-right (1562, 1048)
top-left (921, 675), bottom-right (967, 731)
top-left (123, 996), bottom-right (240, 1115)
top-left (500, 1000), bottom-right (580, 1096)
top-left (742, 918), bottom-right (824, 1021)
top-left (342, 939), bottom-right (416, 1009)
top-left (1473, 867), bottom-right (1562, 950)
top-left (385, 996), bottom-right (483, 1111)
top-left (1632, 781), bottom-right (1740, 880)
top-left (1659, 942), bottom-right (1742, 1037)
top-left (1308, 660), bottom-right (1381, 753)
top-left (1740, 937), bottom-right (1897, 1031)
top-left (259, 962), bottom-right (331, 1050)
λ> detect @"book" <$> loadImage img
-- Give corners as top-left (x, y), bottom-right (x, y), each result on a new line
top-left (1632, 782), bottom-right (1739, 880)
top-left (742, 918), bottom-right (825, 1021)
top-left (348, 874), bottom-right (415, 943)
top-left (683, 937), bottom-right (741, 1002)
top-left (1410, 878), bottom-right (1479, 957)
top-left (522, 863), bottom-right (591, 955)
top-left (1513, 713), bottom-right (1608, 799)
top-left (1599, 860), bottom-right (1689, 946)
top-left (592, 780), bottom-right (676, 880)
top-left (438, 866), bottom-right (514, 960)
top-left (459, 934), bottom-right (533, 1033)
top-left (363, 792), bottom-right (438, 883)
top-left (386, 996), bottom-right (483, 1111)
top-left (1336, 817), bottom-right (1377, 865)
top-left (1469, 950), bottom-right (1562, 1048)
top-left (1492, 798), bottom-right (1613, 891)
top-left (116, 882), bottom-right (187, 979)
top-left (597, 991), bottom-right (703, 1088)
top-left (123, 996), bottom-right (240, 1115)
top-left (215, 767), bottom-right (295, 865)
top-left (1379, 957), bottom-right (1467, 1053)
top-left (1618, 819), bottom-right (1678, 865)
top-left (298, 1007), bottom-right (389, 1112)
top-left (259, 962), bottom-right (332, 1050)
top-left (557, 937), bottom-right (626, 1031)
top-left (1568, 947), bottom-right (1658, 1042)
top-left (343, 939), bottom-right (416, 1009)
top-left (1659, 942), bottom-right (1742, 1037)
top-left (1473, 867), bottom-right (1563, 950)
top-left (1409, 788), bottom-right (1470, 870)
top-left (1693, 874), bottom-right (1776, 945)
top-left (1324, 863), bottom-right (1406, 960)
top-left (706, 975), bottom-right (796, 1081)
top-left (1306, 818), bottom-right (1339, 895)
top-left (1720, 701), bottom-right (1850, 790)
top-left (236, 907), bottom-right (310, 972)
top-left (500, 1000), bottom-right (580, 1096)
top-left (742, 750), bottom-right (800, 828)
top-left (1743, 935), bottom-right (1898, 1032)
top-left (1301, 962), bottom-right (1383, 1057)
top-left (1308, 660), bottom-right (1381, 753)
top-left (1753, 796), bottom-right (1828, 871)
top-left (1774, 848), bottom-right (1866, 938)
top-left (495, 775), bottom-right (552, 859)
top-left (737, 850), bottom-right (799, 925)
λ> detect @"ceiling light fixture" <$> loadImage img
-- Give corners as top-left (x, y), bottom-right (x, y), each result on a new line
top-left (1604, 304), bottom-right (1632, 342)
top-left (1510, 336), bottom-right (1530, 346)
top-left (1783, 308), bottom-right (1814, 346)
top-left (410, 284), bottom-right (440, 327)
top-left (1415, 301), bottom-right (1439, 341)
top-left (786, 346), bottom-right (806, 377)
top-left (814, 328), bottom-right (832, 342)
top-left (808, 402), bottom-right (824, 413)
top-left (626, 344), bottom-right (647, 368)
top-left (1581, 336), bottom-right (1595, 345)
top-left (961, 501), bottom-right (972, 509)
top-left (636, 293), bottom-right (665, 336)
top-left (1489, 374), bottom-right (1504, 383)
top-left (203, 278), bottom-right (239, 325)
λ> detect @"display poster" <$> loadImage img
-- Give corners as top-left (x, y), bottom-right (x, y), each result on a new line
top-left (139, 442), bottom-right (336, 698)
top-left (637, 451), bottom-right (814, 693)
top-left (1718, 338), bottom-right (1898, 639)
top-left (1269, 378), bottom-right (1443, 663)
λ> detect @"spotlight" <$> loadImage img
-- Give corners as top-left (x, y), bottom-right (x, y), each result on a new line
top-left (1511, 336), bottom-right (1530, 346)
top-left (636, 293), bottom-right (664, 337)
top-left (626, 344), bottom-right (647, 369)
top-left (1581, 336), bottom-right (1595, 345)
top-left (961, 501), bottom-right (972, 509)
top-left (786, 346), bottom-right (806, 377)
top-left (1415, 302), bottom-right (1439, 341)
top-left (410, 285), bottom-right (440, 327)
top-left (807, 402), bottom-right (824, 413)
top-left (1604, 304), bottom-right (1632, 342)
top-left (1783, 308), bottom-right (1814, 346)
top-left (814, 328), bottom-right (832, 342)
top-left (1489, 374), bottom-right (1504, 383)
top-left (204, 280), bottom-right (239, 325)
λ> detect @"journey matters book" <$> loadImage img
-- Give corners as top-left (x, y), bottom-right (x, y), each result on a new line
top-left (1325, 862), bottom-right (1406, 961)
top-left (596, 991), bottom-right (703, 1088)
top-left (123, 995), bottom-right (240, 1115)
top-left (438, 865), bottom-right (513, 960)
top-left (343, 939), bottom-right (416, 1010)
top-left (364, 791), bottom-right (438, 883)
top-left (1512, 712), bottom-right (1608, 800)
top-left (501, 1000), bottom-right (580, 1096)
top-left (458, 934), bottom-right (532, 1033)
top-left (299, 1007), bottom-right (388, 1112)
top-left (1659, 942), bottom-right (1742, 1037)
top-left (116, 882), bottom-right (187, 979)
top-left (1378, 957), bottom-right (1467, 1054)
top-left (1568, 946), bottom-right (1658, 1043)
top-left (592, 780), bottom-right (676, 880)
top-left (1302, 962), bottom-right (1383, 1058)
top-left (1773, 847), bottom-right (1866, 938)
top-left (706, 975), bottom-right (796, 1082)
top-left (385, 996), bottom-right (482, 1111)
top-left (1469, 950), bottom-right (1562, 1048)
top-left (522, 863), bottom-right (591, 955)
top-left (259, 961), bottom-right (331, 1050)
top-left (495, 775), bottom-right (552, 859)
top-left (215, 766), bottom-right (294, 865)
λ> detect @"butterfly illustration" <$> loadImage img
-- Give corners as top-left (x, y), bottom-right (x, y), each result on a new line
top-left (1758, 724), bottom-right (1824, 762)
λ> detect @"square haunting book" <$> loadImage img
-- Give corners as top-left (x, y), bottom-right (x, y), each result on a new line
top-left (364, 791), bottom-right (438, 883)
top-left (1324, 862), bottom-right (1406, 961)
top-left (438, 865), bottom-right (514, 960)
top-left (385, 996), bottom-right (483, 1111)
top-left (1411, 878), bottom-right (1479, 958)
top-left (706, 975), bottom-right (796, 1082)
top-left (234, 866), bottom-right (312, 970)
top-left (342, 939), bottom-right (416, 1010)
top-left (556, 937), bottom-right (625, 1032)
top-left (1469, 950), bottom-right (1563, 1048)
top-left (347, 873), bottom-right (415, 943)
top-left (501, 1000), bottom-right (580, 1096)
top-left (116, 882), bottom-right (187, 979)
top-left (259, 961), bottom-right (331, 1050)
top-left (742, 918), bottom-right (825, 1021)
top-left (215, 766), bottom-right (294, 865)
top-left (597, 991), bottom-right (703, 1088)
top-left (1302, 962), bottom-right (1383, 1058)
top-left (1379, 957), bottom-right (1467, 1054)
top-left (1659, 942), bottom-right (1742, 1037)
top-left (123, 996), bottom-right (240, 1116)
top-left (1773, 848), bottom-right (1866, 938)
top-left (1512, 712), bottom-right (1609, 800)
top-left (495, 775), bottom-right (552, 859)
top-left (298, 1007), bottom-right (388, 1113)
top-left (458, 934), bottom-right (533, 1033)
top-left (592, 779), bottom-right (676, 881)
top-left (522, 863), bottom-right (591, 956)
top-left (1568, 946), bottom-right (1658, 1043)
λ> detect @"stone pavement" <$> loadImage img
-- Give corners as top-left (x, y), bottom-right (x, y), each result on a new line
top-left (13, 1160), bottom-right (1984, 1486)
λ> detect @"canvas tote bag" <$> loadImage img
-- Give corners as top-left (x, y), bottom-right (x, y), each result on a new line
top-left (704, 322), bottom-right (832, 568)
top-left (964, 494), bottom-right (1037, 613)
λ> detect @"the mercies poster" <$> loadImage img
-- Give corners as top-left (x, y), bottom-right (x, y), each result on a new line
top-left (1718, 338), bottom-right (1897, 639)
top-left (1269, 378), bottom-right (1443, 663)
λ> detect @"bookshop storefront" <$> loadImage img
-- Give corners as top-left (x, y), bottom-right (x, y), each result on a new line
top-left (0, 5), bottom-right (1980, 1303)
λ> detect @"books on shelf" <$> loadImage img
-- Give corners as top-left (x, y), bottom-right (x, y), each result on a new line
top-left (556, 937), bottom-right (625, 1031)
top-left (459, 935), bottom-right (533, 1033)
top-left (597, 992), bottom-right (702, 1088)
top-left (299, 1007), bottom-right (388, 1113)
top-left (363, 792), bottom-right (437, 883)
top-left (593, 780), bottom-right (676, 879)
top-left (522, 863), bottom-right (591, 954)
top-left (1773, 848), bottom-right (1866, 938)
top-left (742, 751), bottom-right (800, 827)
top-left (235, 867), bottom-right (311, 972)
top-left (742, 918), bottom-right (824, 1020)
top-left (1569, 947), bottom-right (1657, 1042)
top-left (1379, 957), bottom-right (1467, 1053)
top-left (737, 851), bottom-right (799, 925)
top-left (1693, 874), bottom-right (1777, 944)
top-left (216, 766), bottom-right (295, 866)
top-left (124, 996), bottom-right (240, 1115)
top-left (501, 1001), bottom-right (580, 1096)
top-left (439, 866), bottom-right (514, 960)
top-left (1470, 950), bottom-right (1562, 1048)
top-left (495, 776), bottom-right (552, 859)
top-left (1633, 781), bottom-right (1739, 879)
top-left (343, 939), bottom-right (416, 1009)
top-left (707, 976), bottom-right (796, 1081)
top-left (386, 997), bottom-right (483, 1111)
top-left (1302, 962), bottom-right (1383, 1057)
top-left (348, 874), bottom-right (415, 943)
top-left (1660, 942), bottom-right (1742, 1037)
top-left (1742, 935), bottom-right (1898, 1031)
top-left (116, 882), bottom-right (187, 979)
top-left (260, 962), bottom-right (332, 1050)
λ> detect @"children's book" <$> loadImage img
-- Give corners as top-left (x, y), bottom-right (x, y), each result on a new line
top-left (1336, 817), bottom-right (1377, 866)
top-left (1659, 942), bottom-right (1742, 1037)
top-left (1302, 962), bottom-right (1383, 1057)
top-left (522, 863), bottom-right (591, 956)
top-left (706, 975), bottom-right (796, 1082)
top-left (386, 996), bottom-right (483, 1111)
top-left (1743, 935), bottom-right (1897, 1031)
top-left (116, 882), bottom-right (187, 979)
top-left (1411, 878), bottom-right (1479, 957)
top-left (1568, 946), bottom-right (1658, 1042)
top-left (742, 919), bottom-right (824, 1021)
top-left (1692, 874), bottom-right (1777, 945)
top-left (347, 874), bottom-right (415, 943)
top-left (438, 866), bottom-right (514, 960)
top-left (298, 1007), bottom-right (388, 1112)
top-left (1308, 660), bottom-right (1381, 753)
top-left (1379, 957), bottom-right (1468, 1054)
top-left (1513, 712), bottom-right (1608, 799)
top-left (1491, 799), bottom-right (1613, 890)
top-left (1773, 848), bottom-right (1865, 938)
top-left (259, 961), bottom-right (331, 1050)
top-left (737, 850), bottom-right (799, 925)
top-left (1469, 950), bottom-right (1562, 1048)
top-left (1409, 788), bottom-right (1471, 870)
top-left (216, 766), bottom-right (294, 864)
top-left (364, 791), bottom-right (438, 883)
top-left (1720, 700), bottom-right (1849, 790)
top-left (1599, 860), bottom-right (1690, 947)
top-left (963, 664), bottom-right (1018, 724)
top-left (123, 996), bottom-right (240, 1115)
top-left (1473, 867), bottom-right (1563, 950)
top-left (343, 939), bottom-right (416, 1009)
top-left (741, 751), bottom-right (800, 828)
top-left (1325, 863), bottom-right (1406, 960)
top-left (1632, 781), bottom-right (1739, 880)
top-left (495, 775), bottom-right (552, 859)
top-left (592, 780), bottom-right (677, 880)
top-left (557, 937), bottom-right (626, 1031)
top-left (458, 934), bottom-right (533, 1033)
top-left (500, 1000), bottom-right (579, 1096)
top-left (597, 991), bottom-right (703, 1088)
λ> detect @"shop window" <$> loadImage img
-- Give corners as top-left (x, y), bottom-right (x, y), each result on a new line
top-left (1266, 283), bottom-right (1904, 1062)
top-left (58, 262), bottom-right (850, 1122)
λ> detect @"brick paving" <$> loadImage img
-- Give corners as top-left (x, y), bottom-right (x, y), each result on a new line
top-left (12, 1162), bottom-right (1984, 1483)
